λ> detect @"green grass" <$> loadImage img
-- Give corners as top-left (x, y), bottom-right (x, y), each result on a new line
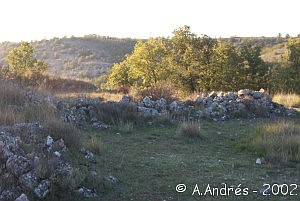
top-left (77, 118), bottom-right (300, 201)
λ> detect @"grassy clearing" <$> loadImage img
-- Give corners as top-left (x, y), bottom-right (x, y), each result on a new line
top-left (273, 93), bottom-right (300, 109)
top-left (82, 118), bottom-right (300, 201)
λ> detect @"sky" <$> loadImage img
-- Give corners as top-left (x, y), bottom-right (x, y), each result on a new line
top-left (0, 0), bottom-right (299, 42)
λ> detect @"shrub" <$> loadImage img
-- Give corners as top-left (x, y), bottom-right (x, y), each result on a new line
top-left (248, 120), bottom-right (300, 163)
top-left (177, 121), bottom-right (202, 138)
top-left (131, 85), bottom-right (174, 101)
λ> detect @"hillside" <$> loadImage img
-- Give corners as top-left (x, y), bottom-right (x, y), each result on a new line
top-left (0, 35), bottom-right (289, 82)
top-left (0, 35), bottom-right (137, 79)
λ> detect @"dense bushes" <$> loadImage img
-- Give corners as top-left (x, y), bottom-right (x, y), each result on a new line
top-left (108, 26), bottom-right (300, 94)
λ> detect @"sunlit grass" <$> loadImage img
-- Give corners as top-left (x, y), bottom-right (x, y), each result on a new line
top-left (247, 120), bottom-right (300, 162)
top-left (273, 93), bottom-right (300, 109)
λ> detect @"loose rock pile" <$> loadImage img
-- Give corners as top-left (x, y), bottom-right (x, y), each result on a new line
top-left (58, 98), bottom-right (110, 129)
top-left (0, 123), bottom-right (89, 201)
top-left (134, 89), bottom-right (296, 120)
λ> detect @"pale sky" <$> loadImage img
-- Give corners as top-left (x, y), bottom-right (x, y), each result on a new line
top-left (0, 0), bottom-right (299, 42)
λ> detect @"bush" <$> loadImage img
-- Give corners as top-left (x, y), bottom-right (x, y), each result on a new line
top-left (131, 85), bottom-right (174, 101)
top-left (177, 121), bottom-right (202, 138)
top-left (247, 120), bottom-right (300, 163)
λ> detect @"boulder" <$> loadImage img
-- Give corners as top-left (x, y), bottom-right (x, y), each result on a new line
top-left (155, 98), bottom-right (167, 111)
top-left (34, 180), bottom-right (50, 198)
top-left (19, 171), bottom-right (39, 191)
top-left (137, 106), bottom-right (159, 117)
top-left (15, 193), bottom-right (29, 201)
top-left (169, 101), bottom-right (179, 111)
top-left (6, 155), bottom-right (32, 177)
top-left (143, 96), bottom-right (155, 108)
top-left (119, 95), bottom-right (131, 103)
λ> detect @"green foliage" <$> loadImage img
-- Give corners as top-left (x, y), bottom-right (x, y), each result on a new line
top-left (108, 26), bottom-right (268, 93)
top-left (268, 37), bottom-right (300, 94)
top-left (4, 42), bottom-right (47, 79)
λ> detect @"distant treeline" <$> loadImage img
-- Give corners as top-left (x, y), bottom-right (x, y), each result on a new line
top-left (107, 26), bottom-right (300, 94)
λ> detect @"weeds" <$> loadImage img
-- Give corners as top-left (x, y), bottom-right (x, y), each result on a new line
top-left (44, 119), bottom-right (82, 150)
top-left (94, 102), bottom-right (138, 125)
top-left (177, 121), bottom-right (202, 138)
top-left (247, 120), bottom-right (300, 163)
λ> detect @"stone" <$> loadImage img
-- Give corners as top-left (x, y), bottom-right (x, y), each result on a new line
top-left (208, 91), bottom-right (217, 99)
top-left (105, 175), bottom-right (118, 183)
top-left (226, 92), bottom-right (236, 100)
top-left (77, 187), bottom-right (98, 198)
top-left (54, 151), bottom-right (61, 158)
top-left (92, 122), bottom-right (110, 129)
top-left (155, 98), bottom-right (167, 111)
top-left (34, 180), bottom-right (50, 198)
top-left (195, 95), bottom-right (203, 105)
top-left (19, 171), bottom-right (39, 191)
top-left (256, 158), bottom-right (262, 165)
top-left (6, 155), bottom-right (32, 177)
top-left (143, 96), bottom-right (154, 108)
top-left (169, 101), bottom-right (179, 111)
top-left (15, 193), bottom-right (29, 201)
top-left (119, 95), bottom-right (131, 103)
top-left (85, 150), bottom-right (94, 159)
top-left (217, 92), bottom-right (225, 97)
top-left (137, 106), bottom-right (159, 117)
top-left (45, 136), bottom-right (54, 147)
top-left (252, 91), bottom-right (263, 99)
top-left (238, 89), bottom-right (251, 96)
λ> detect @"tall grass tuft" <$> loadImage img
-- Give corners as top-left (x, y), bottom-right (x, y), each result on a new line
top-left (44, 119), bottom-right (82, 149)
top-left (177, 121), bottom-right (202, 139)
top-left (248, 120), bottom-right (300, 163)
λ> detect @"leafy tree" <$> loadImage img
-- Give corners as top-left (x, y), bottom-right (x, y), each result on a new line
top-left (169, 26), bottom-right (216, 92)
top-left (5, 42), bottom-right (47, 80)
top-left (108, 38), bottom-right (170, 90)
top-left (239, 43), bottom-right (267, 90)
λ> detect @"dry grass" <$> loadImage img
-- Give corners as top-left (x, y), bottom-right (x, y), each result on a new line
top-left (94, 102), bottom-right (139, 125)
top-left (54, 91), bottom-right (123, 102)
top-left (177, 121), bottom-right (202, 138)
top-left (86, 136), bottom-right (105, 155)
top-left (43, 119), bottom-right (82, 149)
top-left (272, 93), bottom-right (300, 109)
top-left (249, 120), bottom-right (300, 163)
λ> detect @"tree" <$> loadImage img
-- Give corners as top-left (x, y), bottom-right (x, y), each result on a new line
top-left (239, 43), bottom-right (267, 90)
top-left (169, 26), bottom-right (216, 92)
top-left (5, 42), bottom-right (48, 80)
top-left (108, 38), bottom-right (170, 90)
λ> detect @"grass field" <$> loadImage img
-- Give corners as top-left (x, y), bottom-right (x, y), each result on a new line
top-left (68, 117), bottom-right (300, 201)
